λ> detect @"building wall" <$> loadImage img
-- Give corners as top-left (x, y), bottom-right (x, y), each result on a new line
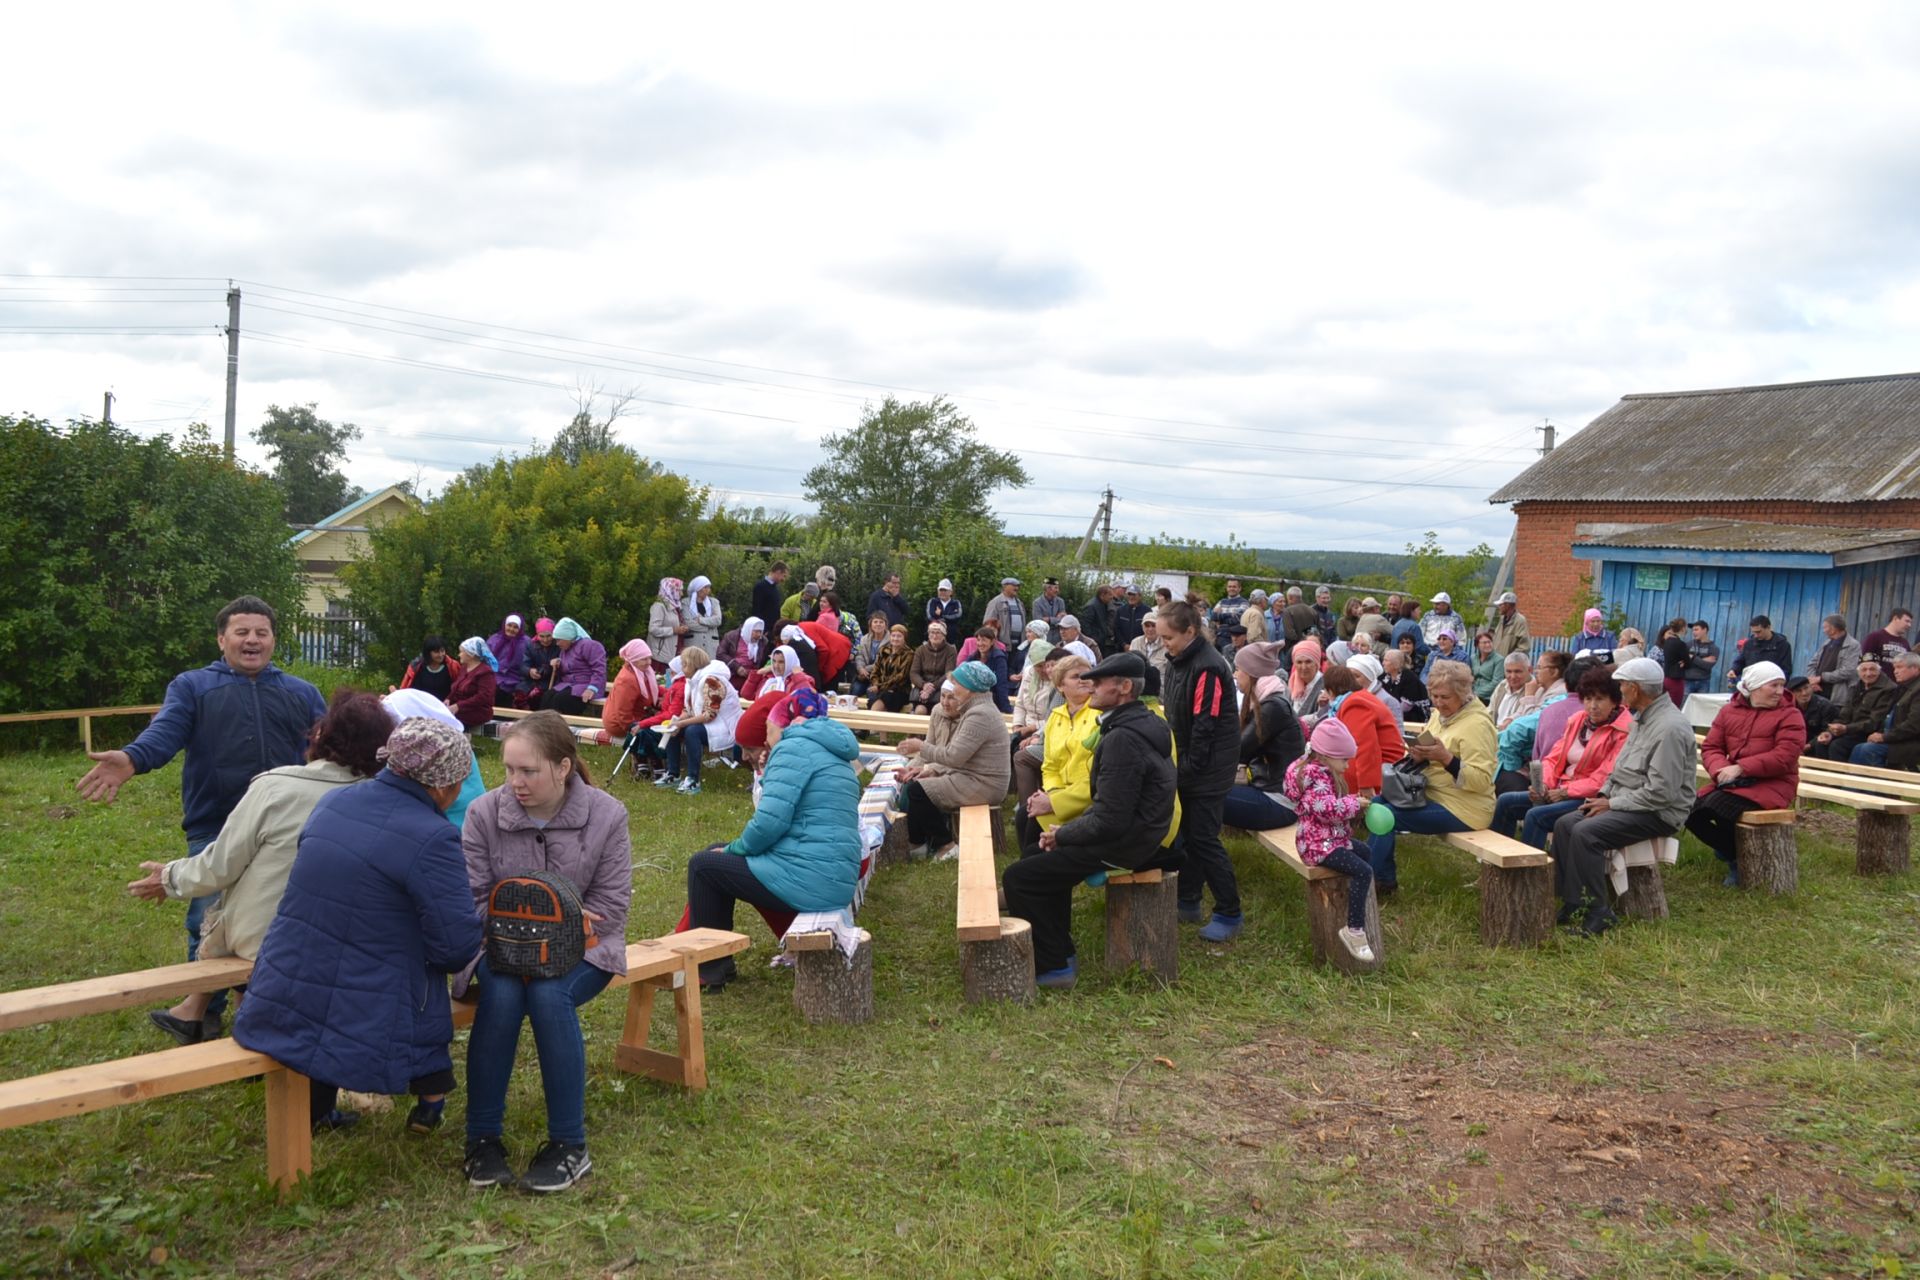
top-left (1595, 561), bottom-right (1842, 671)
top-left (1512, 498), bottom-right (1920, 634)
top-left (292, 491), bottom-right (413, 614)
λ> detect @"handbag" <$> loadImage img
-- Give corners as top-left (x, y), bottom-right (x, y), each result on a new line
top-left (1378, 756), bottom-right (1428, 808)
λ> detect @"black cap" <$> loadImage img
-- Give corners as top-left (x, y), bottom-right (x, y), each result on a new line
top-left (1689, 619), bottom-right (1709, 628)
top-left (1044, 577), bottom-right (1059, 586)
top-left (1083, 651), bottom-right (1148, 681)
top-left (1785, 674), bottom-right (1811, 690)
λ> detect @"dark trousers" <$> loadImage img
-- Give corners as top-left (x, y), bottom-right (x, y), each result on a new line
top-left (546, 690), bottom-right (593, 717)
top-left (1811, 731), bottom-right (1866, 762)
top-left (904, 781), bottom-right (954, 849)
top-left (869, 687), bottom-right (908, 712)
top-left (1685, 789), bottom-right (1759, 863)
top-left (1010, 746), bottom-right (1043, 846)
top-left (1002, 838), bottom-right (1119, 974)
top-left (686, 846), bottom-right (797, 983)
top-left (1175, 787), bottom-right (1239, 917)
top-left (1551, 807), bottom-right (1676, 917)
top-left (1317, 844), bottom-right (1374, 931)
top-left (312, 1067), bottom-right (455, 1126)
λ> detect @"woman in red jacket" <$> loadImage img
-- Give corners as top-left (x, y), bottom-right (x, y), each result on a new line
top-left (1686, 660), bottom-right (1804, 885)
top-left (446, 638), bottom-right (499, 729)
top-left (1321, 665), bottom-right (1403, 797)
top-left (1489, 667), bottom-right (1632, 848)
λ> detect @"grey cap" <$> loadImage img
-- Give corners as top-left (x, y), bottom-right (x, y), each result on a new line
top-left (1613, 656), bottom-right (1665, 685)
top-left (1058, 614), bottom-right (1080, 629)
top-left (1001, 576), bottom-right (1021, 586)
top-left (1495, 591), bottom-right (1518, 605)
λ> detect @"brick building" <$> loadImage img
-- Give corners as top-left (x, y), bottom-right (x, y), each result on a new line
top-left (1490, 372), bottom-right (1920, 638)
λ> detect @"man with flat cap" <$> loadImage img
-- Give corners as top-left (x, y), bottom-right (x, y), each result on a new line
top-left (1033, 577), bottom-right (1068, 643)
top-left (982, 576), bottom-right (1027, 643)
top-left (1002, 651), bottom-right (1179, 989)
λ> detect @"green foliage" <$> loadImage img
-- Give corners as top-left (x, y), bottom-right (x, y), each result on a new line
top-left (1254, 547), bottom-right (1412, 585)
top-left (905, 515), bottom-right (1089, 641)
top-left (547, 411), bottom-right (631, 468)
top-left (1402, 531), bottom-right (1497, 616)
top-left (802, 397), bottom-right (1028, 545)
top-left (0, 416), bottom-right (301, 713)
top-left (341, 448), bottom-right (711, 677)
top-left (251, 403), bottom-right (363, 525)
top-left (1560, 575), bottom-right (1628, 640)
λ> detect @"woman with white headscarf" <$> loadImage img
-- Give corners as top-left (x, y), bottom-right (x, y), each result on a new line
top-left (779, 623), bottom-right (822, 683)
top-left (1345, 653), bottom-right (1405, 732)
top-left (718, 616), bottom-right (766, 689)
top-left (741, 644), bottom-right (802, 702)
top-left (648, 577), bottom-right (689, 666)
top-left (1685, 661), bottom-right (1803, 885)
top-left (383, 688), bottom-right (487, 828)
top-left (684, 575), bottom-right (724, 655)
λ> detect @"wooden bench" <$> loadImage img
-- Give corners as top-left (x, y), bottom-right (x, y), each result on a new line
top-left (1734, 808), bottom-right (1800, 894)
top-left (1794, 776), bottom-right (1919, 877)
top-left (1102, 868), bottom-right (1179, 980)
top-left (956, 804), bottom-right (1034, 1004)
top-left (0, 702), bottom-right (164, 753)
top-left (0, 929), bottom-right (750, 1196)
top-left (1254, 827), bottom-right (1383, 974)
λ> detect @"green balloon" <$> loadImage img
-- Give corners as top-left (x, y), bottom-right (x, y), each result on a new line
top-left (1364, 803), bottom-right (1397, 836)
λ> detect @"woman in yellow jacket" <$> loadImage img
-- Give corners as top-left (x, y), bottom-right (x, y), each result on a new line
top-left (1365, 661), bottom-right (1497, 895)
top-left (1019, 654), bottom-right (1181, 851)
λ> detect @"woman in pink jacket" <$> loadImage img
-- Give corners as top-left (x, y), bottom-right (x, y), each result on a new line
top-left (1489, 667), bottom-right (1633, 849)
top-left (1686, 661), bottom-right (1804, 885)
top-left (459, 711), bottom-right (632, 1195)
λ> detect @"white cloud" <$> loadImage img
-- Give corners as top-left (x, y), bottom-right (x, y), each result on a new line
top-left (5, 1), bottom-right (1920, 555)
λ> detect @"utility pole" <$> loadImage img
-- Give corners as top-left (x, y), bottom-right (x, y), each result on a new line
top-left (1488, 421), bottom-right (1556, 613)
top-left (1098, 486), bottom-right (1113, 567)
top-left (1537, 418), bottom-right (1556, 456)
top-left (222, 285), bottom-right (241, 460)
top-left (101, 391), bottom-right (113, 425)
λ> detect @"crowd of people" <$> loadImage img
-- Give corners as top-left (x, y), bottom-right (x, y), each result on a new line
top-left (70, 569), bottom-right (1916, 1191)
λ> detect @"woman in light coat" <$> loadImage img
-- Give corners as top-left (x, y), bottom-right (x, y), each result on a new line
top-left (684, 575), bottom-right (724, 655)
top-left (648, 577), bottom-right (690, 666)
top-left (894, 661), bottom-right (1011, 858)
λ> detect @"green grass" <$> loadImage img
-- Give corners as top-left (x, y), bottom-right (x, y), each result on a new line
top-left (1, 732), bottom-right (1916, 1278)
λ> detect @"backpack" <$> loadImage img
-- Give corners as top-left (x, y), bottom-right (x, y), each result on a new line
top-left (485, 871), bottom-right (595, 980)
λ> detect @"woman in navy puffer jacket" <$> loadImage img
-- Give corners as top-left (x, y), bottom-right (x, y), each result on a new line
top-left (235, 718), bottom-right (483, 1132)
top-left (682, 691), bottom-right (863, 989)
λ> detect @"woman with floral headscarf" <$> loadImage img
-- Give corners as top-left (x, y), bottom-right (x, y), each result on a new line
top-left (446, 637), bottom-right (499, 729)
top-left (648, 577), bottom-right (689, 667)
top-left (685, 575), bottom-right (724, 655)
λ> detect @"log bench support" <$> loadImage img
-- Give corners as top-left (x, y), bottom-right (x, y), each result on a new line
top-left (1618, 862), bottom-right (1669, 920)
top-left (961, 917), bottom-right (1036, 1004)
top-left (1445, 830), bottom-right (1555, 948)
top-left (1856, 810), bottom-right (1913, 877)
top-left (1735, 809), bottom-right (1799, 896)
top-left (789, 929), bottom-right (875, 1025)
top-left (1103, 869), bottom-right (1179, 981)
top-left (1255, 829), bottom-right (1384, 975)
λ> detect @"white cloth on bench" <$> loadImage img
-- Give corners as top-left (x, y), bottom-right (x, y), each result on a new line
top-left (1605, 835), bottom-right (1680, 895)
top-left (782, 907), bottom-right (862, 961)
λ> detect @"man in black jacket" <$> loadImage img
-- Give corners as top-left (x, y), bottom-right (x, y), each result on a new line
top-left (1079, 585), bottom-right (1115, 656)
top-left (1727, 614), bottom-right (1793, 688)
top-left (1002, 652), bottom-right (1177, 988)
top-left (1159, 598), bottom-right (1245, 940)
top-left (749, 561), bottom-right (789, 637)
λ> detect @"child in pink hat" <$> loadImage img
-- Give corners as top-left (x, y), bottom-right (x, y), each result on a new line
top-left (1282, 717), bottom-right (1377, 962)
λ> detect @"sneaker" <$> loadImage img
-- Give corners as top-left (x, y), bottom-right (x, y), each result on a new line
top-left (520, 1140), bottom-right (592, 1193)
top-left (1082, 870), bottom-right (1109, 888)
top-left (1337, 926), bottom-right (1375, 963)
top-left (1035, 956), bottom-right (1078, 989)
top-left (406, 1099), bottom-right (445, 1134)
top-left (906, 842), bottom-right (930, 860)
top-left (1198, 912), bottom-right (1244, 943)
top-left (1722, 867), bottom-right (1740, 888)
top-left (464, 1136), bottom-right (515, 1188)
top-left (1177, 903), bottom-right (1208, 925)
top-left (653, 772), bottom-right (677, 788)
top-left (677, 779), bottom-right (702, 796)
top-left (931, 843), bottom-right (959, 862)
top-left (312, 1108), bottom-right (360, 1133)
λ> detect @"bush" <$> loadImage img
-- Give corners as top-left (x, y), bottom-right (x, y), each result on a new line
top-left (0, 416), bottom-right (300, 713)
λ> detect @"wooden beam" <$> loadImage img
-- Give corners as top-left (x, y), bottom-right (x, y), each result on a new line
top-left (0, 703), bottom-right (163, 727)
top-left (0, 1040), bottom-right (279, 1129)
top-left (955, 806), bottom-right (1004, 942)
top-left (0, 957), bottom-right (256, 1032)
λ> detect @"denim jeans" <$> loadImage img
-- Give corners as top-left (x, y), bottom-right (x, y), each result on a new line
top-left (1851, 742), bottom-right (1891, 766)
top-left (1683, 678), bottom-right (1708, 696)
top-left (182, 835), bottom-right (230, 1018)
top-left (465, 956), bottom-right (614, 1146)
top-left (666, 722), bottom-right (710, 784)
top-left (1366, 800), bottom-right (1471, 887)
top-left (1221, 785), bottom-right (1297, 833)
top-left (1519, 798), bottom-right (1585, 850)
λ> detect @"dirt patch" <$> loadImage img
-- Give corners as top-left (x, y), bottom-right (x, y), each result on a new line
top-left (1125, 1027), bottom-right (1912, 1276)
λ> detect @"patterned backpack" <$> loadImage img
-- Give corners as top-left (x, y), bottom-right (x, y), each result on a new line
top-left (485, 871), bottom-right (595, 979)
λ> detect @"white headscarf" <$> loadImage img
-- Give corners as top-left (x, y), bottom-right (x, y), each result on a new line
top-left (1737, 660), bottom-right (1787, 696)
top-left (688, 574), bottom-right (721, 621)
top-left (763, 644), bottom-right (802, 693)
top-left (782, 623), bottom-right (817, 649)
top-left (1345, 653), bottom-right (1385, 694)
top-left (382, 688), bottom-right (462, 730)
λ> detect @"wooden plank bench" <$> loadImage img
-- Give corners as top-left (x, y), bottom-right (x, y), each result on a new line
top-left (956, 804), bottom-right (1033, 1004)
top-left (1254, 827), bottom-right (1382, 974)
top-left (0, 956), bottom-right (255, 1032)
top-left (0, 929), bottom-right (750, 1196)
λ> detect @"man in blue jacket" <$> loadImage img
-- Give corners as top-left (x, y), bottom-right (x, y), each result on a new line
top-left (76, 595), bottom-right (326, 1031)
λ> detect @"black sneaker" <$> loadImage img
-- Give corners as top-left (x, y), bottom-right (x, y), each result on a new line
top-left (406, 1100), bottom-right (445, 1134)
top-left (464, 1136), bottom-right (515, 1189)
top-left (312, 1109), bottom-right (360, 1133)
top-left (519, 1141), bottom-right (592, 1193)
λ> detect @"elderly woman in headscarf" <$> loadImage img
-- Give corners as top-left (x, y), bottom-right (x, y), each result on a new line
top-left (648, 578), bottom-right (690, 667)
top-left (717, 616), bottom-right (767, 690)
top-left (624, 656), bottom-right (687, 782)
top-left (487, 615), bottom-right (530, 707)
top-left (684, 575), bottom-right (724, 655)
top-left (444, 637), bottom-right (499, 730)
top-left (1324, 662), bottom-right (1405, 799)
top-left (895, 661), bottom-right (1011, 859)
top-left (657, 646), bottom-right (743, 797)
top-left (741, 643), bottom-right (803, 702)
top-left (779, 623), bottom-right (824, 684)
top-left (233, 716), bottom-right (482, 1134)
top-left (522, 618), bottom-right (561, 708)
top-left (866, 623), bottom-right (915, 711)
top-left (1286, 638), bottom-right (1326, 722)
top-left (908, 620), bottom-right (958, 712)
top-left (547, 618), bottom-right (607, 716)
top-left (1345, 653), bottom-right (1406, 734)
top-left (597, 638), bottom-right (661, 746)
top-left (1686, 660), bottom-right (1804, 885)
top-left (384, 689), bottom-right (485, 828)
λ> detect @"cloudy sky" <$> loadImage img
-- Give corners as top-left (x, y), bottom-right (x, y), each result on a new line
top-left (6, 3), bottom-right (1920, 554)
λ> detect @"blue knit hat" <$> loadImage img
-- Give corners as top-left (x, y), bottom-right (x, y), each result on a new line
top-left (952, 660), bottom-right (996, 692)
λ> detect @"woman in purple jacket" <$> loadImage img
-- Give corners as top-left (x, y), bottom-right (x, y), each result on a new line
top-left (546, 617), bottom-right (608, 717)
top-left (460, 711), bottom-right (631, 1194)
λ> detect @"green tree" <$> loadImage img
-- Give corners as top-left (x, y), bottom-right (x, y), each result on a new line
top-left (904, 514), bottom-right (1090, 643)
top-left (341, 448), bottom-right (714, 677)
top-left (253, 403), bottom-right (363, 525)
top-left (1401, 532), bottom-right (1497, 614)
top-left (802, 397), bottom-right (1028, 545)
top-left (0, 416), bottom-right (300, 713)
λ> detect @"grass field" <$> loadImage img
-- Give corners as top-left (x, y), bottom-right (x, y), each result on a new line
top-left (1, 729), bottom-right (1916, 1279)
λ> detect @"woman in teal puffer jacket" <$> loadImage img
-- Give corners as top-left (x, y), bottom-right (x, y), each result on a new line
top-left (682, 689), bottom-right (863, 989)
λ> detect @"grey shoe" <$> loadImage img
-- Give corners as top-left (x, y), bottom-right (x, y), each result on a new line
top-left (520, 1141), bottom-right (592, 1193)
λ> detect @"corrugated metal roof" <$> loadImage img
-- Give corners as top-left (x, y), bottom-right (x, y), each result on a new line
top-left (1577, 519), bottom-right (1920, 554)
top-left (1489, 372), bottom-right (1920, 503)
